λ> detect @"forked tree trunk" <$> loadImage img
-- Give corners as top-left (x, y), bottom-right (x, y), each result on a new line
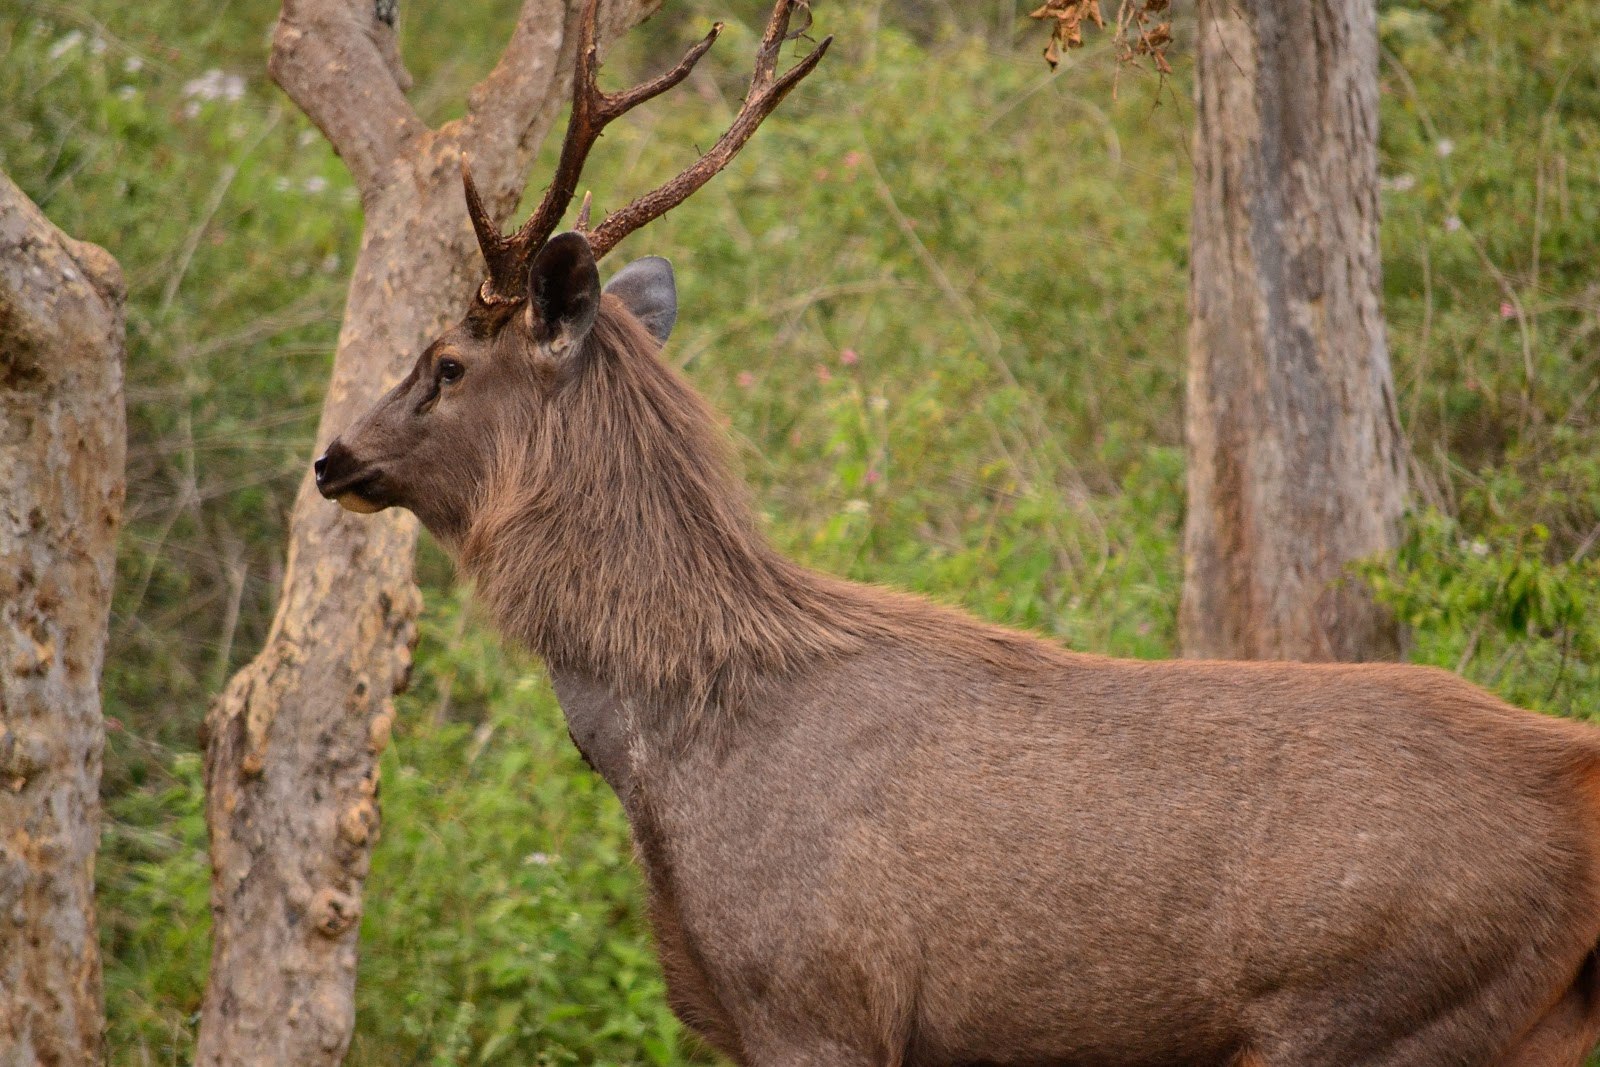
top-left (1180, 0), bottom-right (1407, 662)
top-left (198, 1), bottom-right (656, 1062)
top-left (0, 173), bottom-right (125, 1066)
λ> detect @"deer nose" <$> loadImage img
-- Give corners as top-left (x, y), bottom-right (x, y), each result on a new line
top-left (314, 440), bottom-right (353, 492)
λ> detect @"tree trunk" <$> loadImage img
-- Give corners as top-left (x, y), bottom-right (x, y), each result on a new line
top-left (0, 173), bottom-right (125, 1067)
top-left (1180, 0), bottom-right (1407, 662)
top-left (197, 1), bottom-right (657, 1063)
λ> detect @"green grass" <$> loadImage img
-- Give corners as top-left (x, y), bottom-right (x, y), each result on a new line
top-left (2, 0), bottom-right (1598, 1061)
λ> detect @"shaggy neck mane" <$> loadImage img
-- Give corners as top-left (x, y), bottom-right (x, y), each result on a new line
top-left (460, 297), bottom-right (886, 715)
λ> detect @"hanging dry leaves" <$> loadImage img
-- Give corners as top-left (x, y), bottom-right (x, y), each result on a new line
top-left (1029, 0), bottom-right (1104, 70)
top-left (1030, 0), bottom-right (1172, 78)
top-left (1116, 0), bottom-right (1173, 75)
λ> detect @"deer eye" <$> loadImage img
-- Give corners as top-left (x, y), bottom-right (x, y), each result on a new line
top-left (438, 358), bottom-right (464, 384)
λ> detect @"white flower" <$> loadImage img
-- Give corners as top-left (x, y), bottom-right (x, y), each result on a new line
top-left (47, 30), bottom-right (83, 61)
top-left (182, 68), bottom-right (246, 103)
top-left (89, 36), bottom-right (107, 56)
top-left (1435, 138), bottom-right (1455, 158)
top-left (1444, 215), bottom-right (1463, 233)
top-left (843, 499), bottom-right (869, 516)
top-left (123, 55), bottom-right (144, 74)
top-left (116, 85), bottom-right (137, 101)
top-left (182, 70), bottom-right (218, 99)
top-left (1380, 174), bottom-right (1416, 193)
top-left (523, 852), bottom-right (555, 866)
top-left (297, 129), bottom-right (319, 148)
top-left (303, 175), bottom-right (329, 194)
top-left (272, 176), bottom-right (292, 192)
top-left (868, 394), bottom-right (889, 413)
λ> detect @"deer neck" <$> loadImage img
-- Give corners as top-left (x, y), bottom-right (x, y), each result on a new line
top-left (465, 485), bottom-right (861, 720)
top-left (547, 665), bottom-right (638, 798)
top-left (459, 348), bottom-right (867, 725)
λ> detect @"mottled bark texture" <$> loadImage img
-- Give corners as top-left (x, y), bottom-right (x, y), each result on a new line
top-left (0, 173), bottom-right (126, 1067)
top-left (1180, 0), bottom-right (1407, 662)
top-left (198, 1), bottom-right (658, 1062)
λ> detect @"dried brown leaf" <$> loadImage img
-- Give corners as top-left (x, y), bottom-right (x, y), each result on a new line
top-left (1030, 0), bottom-right (1172, 81)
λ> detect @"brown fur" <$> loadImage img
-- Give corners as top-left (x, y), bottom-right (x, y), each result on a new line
top-left (458, 304), bottom-right (1049, 723)
top-left (321, 286), bottom-right (1600, 1067)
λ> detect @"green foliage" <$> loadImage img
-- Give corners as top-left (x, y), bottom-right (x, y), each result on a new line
top-left (1364, 499), bottom-right (1600, 721)
top-left (0, 0), bottom-right (1596, 1062)
top-left (96, 751), bottom-right (211, 1064)
top-left (1367, 0), bottom-right (1600, 728)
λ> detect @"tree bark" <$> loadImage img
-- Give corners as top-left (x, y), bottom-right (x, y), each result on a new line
top-left (1180, 0), bottom-right (1407, 662)
top-left (197, 1), bottom-right (657, 1063)
top-left (0, 173), bottom-right (126, 1067)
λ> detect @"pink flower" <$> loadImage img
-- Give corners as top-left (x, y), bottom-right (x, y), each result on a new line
top-left (816, 364), bottom-right (832, 384)
top-left (1499, 301), bottom-right (1515, 320)
top-left (842, 150), bottom-right (864, 169)
top-left (840, 347), bottom-right (859, 366)
top-left (737, 371), bottom-right (756, 389)
top-left (864, 468), bottom-right (881, 485)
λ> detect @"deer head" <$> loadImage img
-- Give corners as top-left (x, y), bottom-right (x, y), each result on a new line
top-left (314, 0), bottom-right (829, 541)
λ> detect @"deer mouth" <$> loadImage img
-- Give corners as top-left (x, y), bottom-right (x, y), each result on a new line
top-left (314, 442), bottom-right (395, 513)
top-left (316, 468), bottom-right (389, 514)
top-left (332, 474), bottom-right (387, 514)
top-left (335, 483), bottom-right (386, 514)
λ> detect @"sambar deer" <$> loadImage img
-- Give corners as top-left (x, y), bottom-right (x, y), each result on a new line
top-left (314, 2), bottom-right (1600, 1062)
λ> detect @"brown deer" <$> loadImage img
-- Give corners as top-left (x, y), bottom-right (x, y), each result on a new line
top-left (313, 2), bottom-right (1600, 1062)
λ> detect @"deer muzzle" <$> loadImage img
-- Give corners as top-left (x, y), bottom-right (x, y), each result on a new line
top-left (314, 440), bottom-right (386, 514)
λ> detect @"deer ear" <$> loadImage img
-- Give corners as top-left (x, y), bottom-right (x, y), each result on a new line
top-left (527, 232), bottom-right (601, 351)
top-left (603, 257), bottom-right (677, 344)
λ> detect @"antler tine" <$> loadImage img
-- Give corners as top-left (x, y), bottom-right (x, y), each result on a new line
top-left (586, 2), bottom-right (832, 260)
top-left (750, 0), bottom-right (804, 92)
top-left (479, 0), bottom-right (723, 300)
top-left (462, 159), bottom-right (524, 305)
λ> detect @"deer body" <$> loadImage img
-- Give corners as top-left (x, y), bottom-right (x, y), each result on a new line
top-left (567, 646), bottom-right (1600, 1067)
top-left (325, 289), bottom-right (1600, 1064)
top-left (310, 3), bottom-right (1600, 1060)
top-left (504, 481), bottom-right (1600, 1066)
top-left (322, 281), bottom-right (1600, 1065)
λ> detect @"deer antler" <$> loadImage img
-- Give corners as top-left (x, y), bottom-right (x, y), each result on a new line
top-left (465, 0), bottom-right (832, 305)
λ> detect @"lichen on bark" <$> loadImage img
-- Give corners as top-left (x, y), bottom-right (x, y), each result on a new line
top-left (0, 171), bottom-right (126, 1067)
top-left (1181, 0), bottom-right (1406, 662)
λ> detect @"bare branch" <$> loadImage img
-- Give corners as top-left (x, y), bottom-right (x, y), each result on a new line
top-left (268, 0), bottom-right (426, 194)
